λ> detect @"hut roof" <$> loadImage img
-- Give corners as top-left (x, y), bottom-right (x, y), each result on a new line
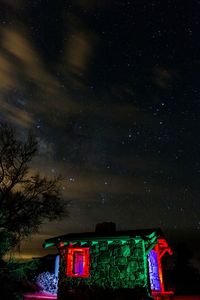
top-left (43, 227), bottom-right (164, 250)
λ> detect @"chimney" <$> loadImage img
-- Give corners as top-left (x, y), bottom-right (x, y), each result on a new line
top-left (95, 222), bottom-right (116, 234)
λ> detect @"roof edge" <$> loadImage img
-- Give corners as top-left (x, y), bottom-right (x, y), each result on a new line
top-left (43, 228), bottom-right (163, 249)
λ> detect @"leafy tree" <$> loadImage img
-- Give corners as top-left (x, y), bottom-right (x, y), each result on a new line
top-left (0, 123), bottom-right (67, 252)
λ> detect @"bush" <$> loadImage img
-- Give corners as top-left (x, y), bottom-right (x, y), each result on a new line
top-left (0, 258), bottom-right (39, 300)
top-left (35, 272), bottom-right (58, 295)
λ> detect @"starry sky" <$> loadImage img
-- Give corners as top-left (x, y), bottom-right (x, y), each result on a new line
top-left (0, 0), bottom-right (200, 259)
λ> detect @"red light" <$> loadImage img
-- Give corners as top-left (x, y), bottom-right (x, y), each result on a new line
top-left (66, 247), bottom-right (90, 278)
top-left (59, 242), bottom-right (64, 248)
top-left (153, 238), bottom-right (173, 293)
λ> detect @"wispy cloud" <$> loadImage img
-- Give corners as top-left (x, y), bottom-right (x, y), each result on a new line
top-left (0, 99), bottom-right (33, 128)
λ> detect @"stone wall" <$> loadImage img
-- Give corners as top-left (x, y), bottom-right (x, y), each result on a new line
top-left (57, 238), bottom-right (149, 299)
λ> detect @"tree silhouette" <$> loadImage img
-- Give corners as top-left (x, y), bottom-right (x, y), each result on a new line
top-left (0, 123), bottom-right (67, 252)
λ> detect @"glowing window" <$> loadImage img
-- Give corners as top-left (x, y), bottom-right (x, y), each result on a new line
top-left (66, 247), bottom-right (89, 278)
top-left (73, 251), bottom-right (84, 275)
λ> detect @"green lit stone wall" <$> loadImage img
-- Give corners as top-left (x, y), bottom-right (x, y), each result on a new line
top-left (57, 238), bottom-right (149, 299)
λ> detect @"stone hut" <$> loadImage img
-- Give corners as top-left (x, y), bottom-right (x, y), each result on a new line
top-left (43, 223), bottom-right (173, 299)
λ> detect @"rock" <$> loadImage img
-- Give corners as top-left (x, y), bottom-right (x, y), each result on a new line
top-left (121, 245), bottom-right (131, 257)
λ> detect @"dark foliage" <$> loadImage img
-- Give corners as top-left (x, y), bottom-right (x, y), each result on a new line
top-left (0, 259), bottom-right (39, 300)
top-left (0, 123), bottom-right (67, 250)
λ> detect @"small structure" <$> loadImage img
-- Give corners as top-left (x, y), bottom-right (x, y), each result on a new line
top-left (43, 223), bottom-right (173, 299)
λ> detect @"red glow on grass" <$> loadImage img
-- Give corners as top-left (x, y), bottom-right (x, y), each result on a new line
top-left (24, 293), bottom-right (57, 300)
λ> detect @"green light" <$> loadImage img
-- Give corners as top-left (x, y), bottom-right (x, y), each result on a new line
top-left (80, 242), bottom-right (87, 246)
top-left (121, 240), bottom-right (127, 244)
top-left (148, 231), bottom-right (157, 239)
top-left (134, 238), bottom-right (141, 244)
top-left (142, 239), bottom-right (148, 288)
top-left (108, 240), bottom-right (114, 245)
top-left (43, 242), bottom-right (55, 249)
top-left (91, 241), bottom-right (98, 245)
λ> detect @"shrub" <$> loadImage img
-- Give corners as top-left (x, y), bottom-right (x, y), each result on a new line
top-left (35, 272), bottom-right (58, 295)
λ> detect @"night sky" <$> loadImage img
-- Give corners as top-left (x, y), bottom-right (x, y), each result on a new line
top-left (0, 0), bottom-right (200, 259)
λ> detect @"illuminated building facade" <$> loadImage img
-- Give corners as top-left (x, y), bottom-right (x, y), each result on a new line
top-left (43, 223), bottom-right (173, 300)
